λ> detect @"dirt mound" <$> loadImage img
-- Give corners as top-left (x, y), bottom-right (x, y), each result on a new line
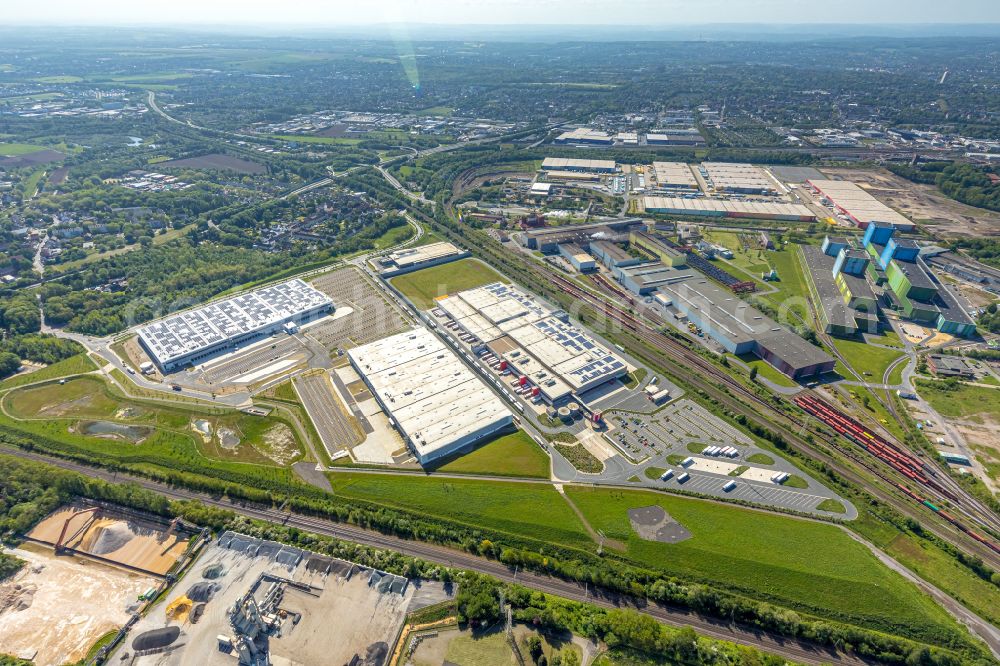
top-left (186, 582), bottom-right (217, 602)
top-left (189, 603), bottom-right (206, 624)
top-left (0, 582), bottom-right (37, 613)
top-left (165, 595), bottom-right (193, 622)
top-left (132, 626), bottom-right (180, 651)
top-left (365, 641), bottom-right (389, 666)
top-left (80, 519), bottom-right (134, 555)
top-left (202, 563), bottom-right (225, 579)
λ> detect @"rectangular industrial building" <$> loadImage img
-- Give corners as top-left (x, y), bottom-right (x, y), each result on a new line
top-left (559, 243), bottom-right (597, 272)
top-left (541, 157), bottom-right (616, 173)
top-left (629, 230), bottom-right (688, 267)
top-left (436, 282), bottom-right (628, 402)
top-left (643, 196), bottom-right (816, 221)
top-left (650, 162), bottom-right (699, 190)
top-left (348, 328), bottom-right (513, 465)
top-left (376, 241), bottom-right (468, 276)
top-left (661, 278), bottom-right (835, 378)
top-left (137, 279), bottom-right (333, 372)
top-left (520, 219), bottom-right (643, 252)
top-left (589, 240), bottom-right (641, 269)
top-left (615, 262), bottom-right (695, 295)
top-left (808, 180), bottom-right (916, 231)
top-left (554, 128), bottom-right (613, 145)
top-left (646, 131), bottom-right (705, 146)
top-left (702, 163), bottom-right (777, 194)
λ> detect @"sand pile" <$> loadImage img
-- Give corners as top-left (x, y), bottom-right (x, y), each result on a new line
top-left (165, 596), bottom-right (193, 623)
top-left (80, 519), bottom-right (134, 556)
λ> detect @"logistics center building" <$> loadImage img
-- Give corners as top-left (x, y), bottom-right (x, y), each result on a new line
top-left (137, 279), bottom-right (333, 373)
top-left (348, 328), bottom-right (513, 465)
top-left (541, 157), bottom-right (617, 173)
top-left (643, 196), bottom-right (815, 221)
top-left (661, 278), bottom-right (835, 378)
top-left (436, 282), bottom-right (628, 403)
top-left (701, 163), bottom-right (777, 194)
top-left (808, 180), bottom-right (916, 231)
top-left (376, 241), bottom-right (468, 276)
top-left (650, 162), bottom-right (699, 190)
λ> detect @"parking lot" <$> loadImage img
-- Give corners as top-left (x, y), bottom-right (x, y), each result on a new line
top-left (309, 267), bottom-right (410, 353)
top-left (663, 470), bottom-right (833, 511)
top-left (607, 399), bottom-right (754, 461)
top-left (293, 371), bottom-right (363, 458)
top-left (596, 398), bottom-right (853, 516)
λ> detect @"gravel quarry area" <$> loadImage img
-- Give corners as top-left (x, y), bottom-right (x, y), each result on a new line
top-left (27, 504), bottom-right (190, 576)
top-left (0, 542), bottom-right (154, 666)
top-left (123, 532), bottom-right (452, 666)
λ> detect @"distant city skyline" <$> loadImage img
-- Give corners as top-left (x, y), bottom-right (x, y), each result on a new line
top-left (5, 0), bottom-right (1000, 27)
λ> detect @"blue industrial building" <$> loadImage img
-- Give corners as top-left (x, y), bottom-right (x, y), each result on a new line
top-left (832, 248), bottom-right (870, 278)
top-left (878, 236), bottom-right (920, 269)
top-left (821, 236), bottom-right (851, 257)
top-left (863, 223), bottom-right (894, 247)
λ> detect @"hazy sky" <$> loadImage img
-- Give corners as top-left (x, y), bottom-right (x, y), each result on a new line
top-left (4, 0), bottom-right (999, 27)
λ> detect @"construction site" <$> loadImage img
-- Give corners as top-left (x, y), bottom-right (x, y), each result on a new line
top-left (0, 503), bottom-right (198, 666)
top-left (121, 532), bottom-right (452, 666)
top-left (26, 503), bottom-right (194, 576)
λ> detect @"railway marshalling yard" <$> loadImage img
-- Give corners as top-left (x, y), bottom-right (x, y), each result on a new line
top-left (3, 189), bottom-right (998, 665)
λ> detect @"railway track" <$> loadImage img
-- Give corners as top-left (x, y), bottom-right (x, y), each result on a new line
top-left (549, 272), bottom-right (1000, 566)
top-left (385, 177), bottom-right (1000, 564)
top-left (0, 446), bottom-right (861, 666)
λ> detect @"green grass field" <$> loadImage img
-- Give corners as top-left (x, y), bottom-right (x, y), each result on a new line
top-left (0, 354), bottom-right (96, 390)
top-left (390, 258), bottom-right (508, 310)
top-left (916, 380), bottom-right (1000, 421)
top-left (434, 430), bottom-right (550, 478)
top-left (883, 533), bottom-right (1000, 627)
top-left (271, 134), bottom-right (362, 146)
top-left (415, 106), bottom-right (455, 116)
top-left (35, 75), bottom-right (83, 83)
top-left (832, 337), bottom-right (905, 379)
top-left (21, 168), bottom-right (46, 198)
top-left (766, 247), bottom-right (811, 301)
top-left (564, 487), bottom-right (959, 642)
top-left (0, 143), bottom-right (46, 156)
top-left (737, 354), bottom-right (798, 388)
top-left (109, 72), bottom-right (193, 83)
top-left (1, 376), bottom-right (304, 470)
top-left (326, 472), bottom-right (593, 550)
top-left (817, 498), bottom-right (846, 513)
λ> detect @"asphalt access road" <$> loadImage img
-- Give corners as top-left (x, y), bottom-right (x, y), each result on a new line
top-left (2, 446), bottom-right (862, 666)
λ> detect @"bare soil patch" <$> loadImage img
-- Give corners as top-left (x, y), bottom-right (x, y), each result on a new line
top-left (820, 167), bottom-right (1000, 238)
top-left (628, 505), bottom-right (692, 543)
top-left (158, 153), bottom-right (265, 174)
top-left (0, 149), bottom-right (65, 168)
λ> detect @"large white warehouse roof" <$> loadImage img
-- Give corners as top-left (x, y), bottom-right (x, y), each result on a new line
top-left (137, 279), bottom-right (332, 371)
top-left (348, 328), bottom-right (512, 465)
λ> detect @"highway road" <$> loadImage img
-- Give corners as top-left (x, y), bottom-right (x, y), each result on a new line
top-left (0, 445), bottom-right (861, 666)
